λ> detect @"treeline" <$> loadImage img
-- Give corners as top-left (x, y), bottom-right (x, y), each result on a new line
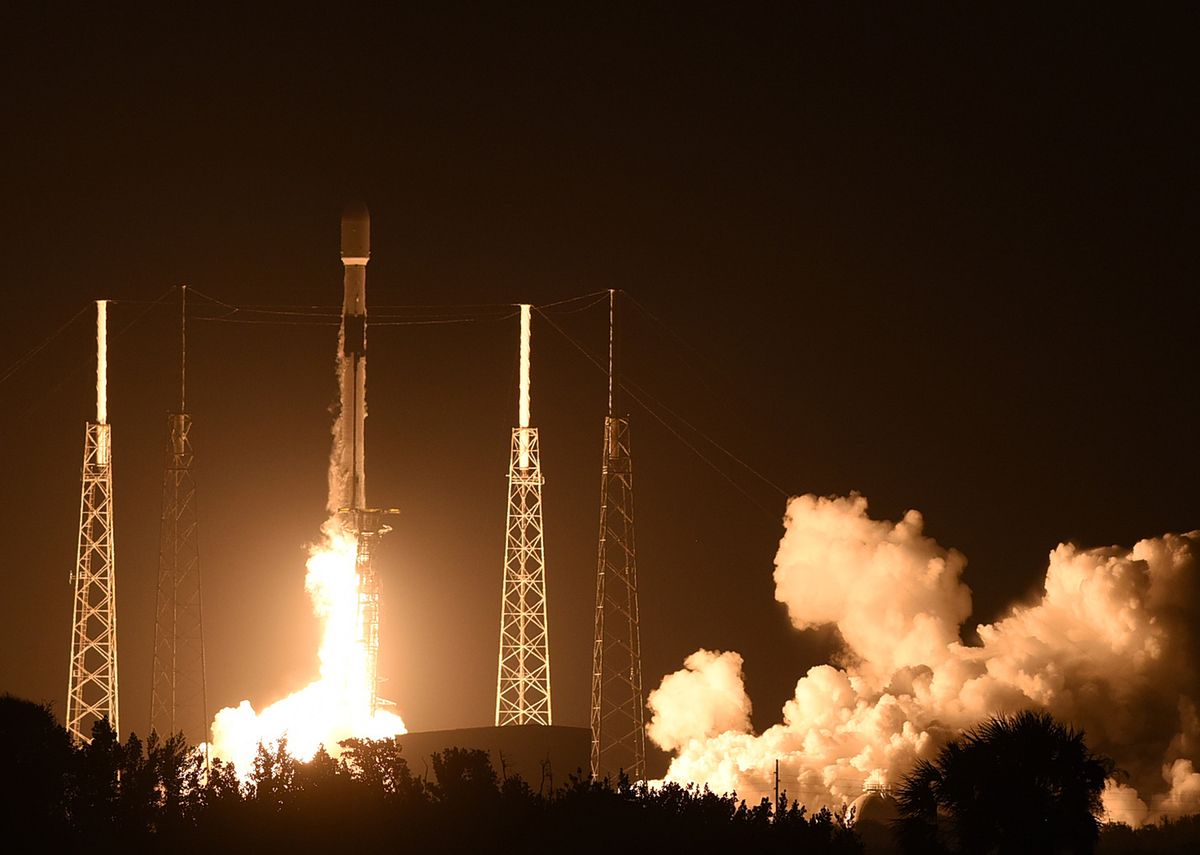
top-left (1, 695), bottom-right (859, 853)
top-left (5, 694), bottom-right (1200, 854)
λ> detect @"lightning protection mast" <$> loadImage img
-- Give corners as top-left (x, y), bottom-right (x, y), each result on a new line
top-left (495, 304), bottom-right (553, 725)
top-left (150, 286), bottom-right (209, 747)
top-left (590, 289), bottom-right (646, 781)
top-left (67, 300), bottom-right (120, 743)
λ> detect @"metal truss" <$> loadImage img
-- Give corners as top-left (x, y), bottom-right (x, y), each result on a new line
top-left (67, 422), bottom-right (120, 742)
top-left (341, 507), bottom-right (399, 715)
top-left (495, 426), bottom-right (553, 726)
top-left (590, 415), bottom-right (645, 781)
top-left (150, 412), bottom-right (208, 745)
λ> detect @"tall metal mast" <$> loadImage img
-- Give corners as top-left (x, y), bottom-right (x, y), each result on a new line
top-left (495, 304), bottom-right (553, 726)
top-left (590, 289), bottom-right (645, 781)
top-left (67, 300), bottom-right (120, 742)
top-left (150, 286), bottom-right (208, 745)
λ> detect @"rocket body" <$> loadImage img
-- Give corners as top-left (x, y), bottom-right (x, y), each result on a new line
top-left (333, 203), bottom-right (370, 513)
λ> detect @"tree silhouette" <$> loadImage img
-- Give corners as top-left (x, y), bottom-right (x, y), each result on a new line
top-left (0, 695), bottom-right (74, 843)
top-left (249, 737), bottom-right (297, 809)
top-left (10, 693), bottom-right (1185, 853)
top-left (339, 735), bottom-right (419, 799)
top-left (897, 710), bottom-right (1114, 854)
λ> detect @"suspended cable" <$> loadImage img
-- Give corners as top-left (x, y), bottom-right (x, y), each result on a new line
top-left (619, 373), bottom-right (790, 497)
top-left (19, 285), bottom-right (178, 419)
top-left (0, 302), bottom-right (91, 387)
top-left (534, 307), bottom-right (786, 521)
top-left (535, 306), bottom-right (789, 499)
top-left (183, 285), bottom-right (240, 314)
top-left (194, 316), bottom-right (339, 326)
top-left (536, 289), bottom-right (611, 311)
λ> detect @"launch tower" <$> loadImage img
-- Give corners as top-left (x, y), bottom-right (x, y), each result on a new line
top-left (590, 290), bottom-right (645, 781)
top-left (495, 304), bottom-right (553, 726)
top-left (150, 286), bottom-right (208, 745)
top-left (67, 300), bottom-right (120, 742)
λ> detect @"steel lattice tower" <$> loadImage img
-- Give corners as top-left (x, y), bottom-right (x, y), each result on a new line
top-left (496, 304), bottom-right (553, 726)
top-left (150, 287), bottom-right (208, 744)
top-left (340, 507), bottom-right (399, 715)
top-left (67, 300), bottom-right (120, 743)
top-left (590, 290), bottom-right (645, 781)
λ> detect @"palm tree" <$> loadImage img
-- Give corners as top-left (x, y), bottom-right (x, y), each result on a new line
top-left (896, 710), bottom-right (1113, 854)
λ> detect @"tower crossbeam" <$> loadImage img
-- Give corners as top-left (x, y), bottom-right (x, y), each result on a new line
top-left (339, 507), bottom-right (399, 715)
top-left (590, 290), bottom-right (646, 782)
top-left (590, 415), bottom-right (645, 781)
top-left (150, 411), bottom-right (208, 745)
top-left (67, 301), bottom-right (119, 743)
top-left (495, 427), bottom-right (553, 726)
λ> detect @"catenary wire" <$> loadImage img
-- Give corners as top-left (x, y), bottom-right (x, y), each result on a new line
top-left (534, 307), bottom-right (786, 521)
top-left (0, 302), bottom-right (92, 387)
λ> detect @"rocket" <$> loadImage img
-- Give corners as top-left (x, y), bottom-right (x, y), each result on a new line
top-left (336, 202), bottom-right (370, 513)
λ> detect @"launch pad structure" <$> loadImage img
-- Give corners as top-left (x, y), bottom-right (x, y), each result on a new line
top-left (55, 208), bottom-right (656, 769)
top-left (67, 300), bottom-right (120, 743)
top-left (495, 304), bottom-right (553, 726)
top-left (590, 290), bottom-right (646, 781)
top-left (150, 286), bottom-right (209, 746)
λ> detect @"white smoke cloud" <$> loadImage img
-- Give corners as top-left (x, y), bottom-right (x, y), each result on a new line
top-left (647, 493), bottom-right (1200, 826)
top-left (647, 650), bottom-right (752, 752)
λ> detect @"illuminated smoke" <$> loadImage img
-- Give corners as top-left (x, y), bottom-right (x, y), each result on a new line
top-left (647, 493), bottom-right (1200, 826)
top-left (209, 518), bottom-right (405, 774)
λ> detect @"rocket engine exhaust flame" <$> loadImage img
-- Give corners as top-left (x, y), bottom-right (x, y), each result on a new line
top-left (208, 204), bottom-right (404, 773)
top-left (647, 494), bottom-right (1200, 826)
top-left (209, 517), bottom-right (405, 775)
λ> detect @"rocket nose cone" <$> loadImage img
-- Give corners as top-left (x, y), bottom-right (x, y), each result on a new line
top-left (341, 201), bottom-right (370, 261)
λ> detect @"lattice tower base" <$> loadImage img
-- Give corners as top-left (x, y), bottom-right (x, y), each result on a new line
top-left (496, 427), bottom-right (553, 726)
top-left (67, 422), bottom-right (119, 742)
top-left (590, 415), bottom-right (645, 780)
top-left (150, 412), bottom-right (208, 744)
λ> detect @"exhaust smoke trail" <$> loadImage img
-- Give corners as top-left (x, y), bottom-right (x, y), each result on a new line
top-left (647, 494), bottom-right (1199, 826)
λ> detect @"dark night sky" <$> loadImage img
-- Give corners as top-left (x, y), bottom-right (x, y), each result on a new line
top-left (0, 5), bottom-right (1195, 765)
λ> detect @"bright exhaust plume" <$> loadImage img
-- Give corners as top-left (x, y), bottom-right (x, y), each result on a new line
top-left (207, 301), bottom-right (404, 774)
top-left (208, 518), bottom-right (405, 774)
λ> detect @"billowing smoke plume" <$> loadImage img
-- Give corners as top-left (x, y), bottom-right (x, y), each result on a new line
top-left (647, 494), bottom-right (1200, 826)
